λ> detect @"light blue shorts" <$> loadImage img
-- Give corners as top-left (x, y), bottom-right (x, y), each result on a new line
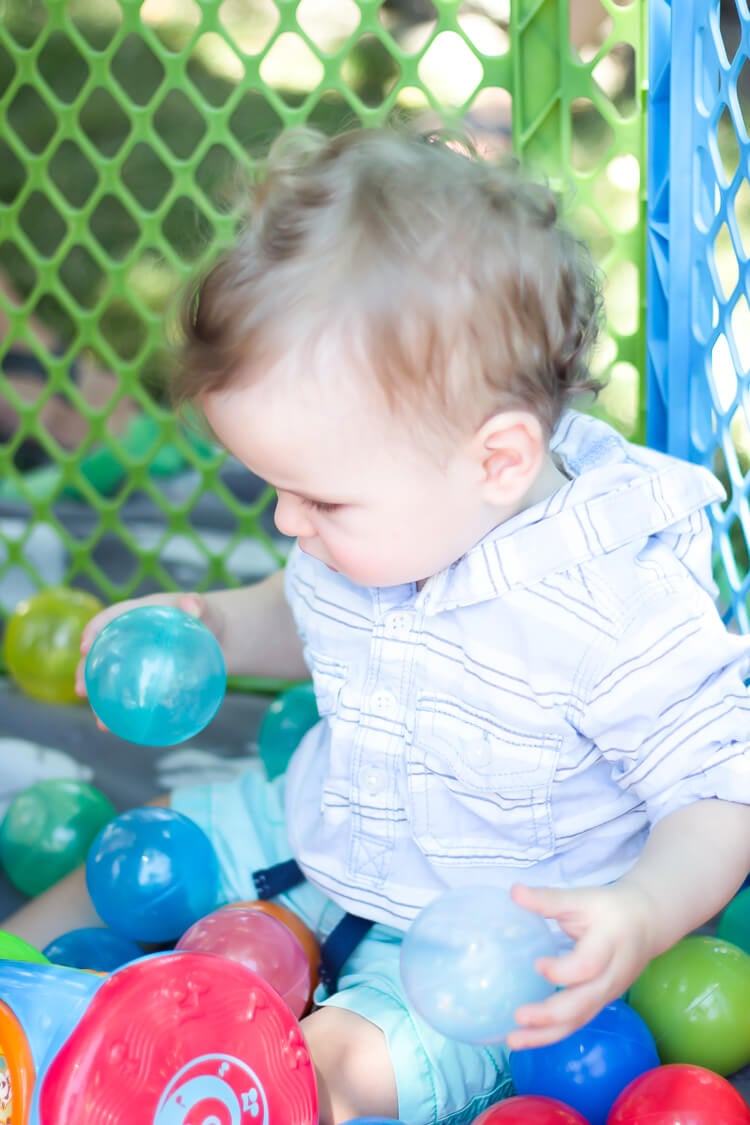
top-left (172, 761), bottom-right (513, 1125)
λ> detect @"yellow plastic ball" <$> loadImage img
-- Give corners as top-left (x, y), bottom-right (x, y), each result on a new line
top-left (3, 587), bottom-right (104, 704)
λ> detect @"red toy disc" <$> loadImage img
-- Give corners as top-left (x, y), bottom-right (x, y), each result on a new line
top-left (38, 951), bottom-right (318, 1124)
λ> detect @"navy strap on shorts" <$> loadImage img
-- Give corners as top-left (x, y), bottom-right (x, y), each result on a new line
top-left (252, 858), bottom-right (375, 992)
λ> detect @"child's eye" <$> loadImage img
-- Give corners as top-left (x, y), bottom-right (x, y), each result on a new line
top-left (305, 498), bottom-right (340, 513)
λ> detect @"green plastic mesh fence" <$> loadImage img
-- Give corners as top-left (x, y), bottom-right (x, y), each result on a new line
top-left (0, 0), bottom-right (645, 641)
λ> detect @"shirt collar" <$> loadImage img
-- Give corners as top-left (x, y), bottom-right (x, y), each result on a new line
top-left (417, 411), bottom-right (725, 613)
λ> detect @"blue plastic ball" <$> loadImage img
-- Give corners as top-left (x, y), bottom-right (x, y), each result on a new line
top-left (84, 606), bottom-right (226, 746)
top-left (509, 999), bottom-right (660, 1125)
top-left (399, 886), bottom-right (557, 1044)
top-left (43, 926), bottom-right (144, 972)
top-left (85, 807), bottom-right (220, 944)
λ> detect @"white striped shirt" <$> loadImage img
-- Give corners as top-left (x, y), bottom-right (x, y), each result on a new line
top-left (283, 411), bottom-right (750, 930)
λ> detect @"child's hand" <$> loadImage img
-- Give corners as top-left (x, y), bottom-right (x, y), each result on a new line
top-left (504, 881), bottom-right (656, 1051)
top-left (74, 592), bottom-right (222, 725)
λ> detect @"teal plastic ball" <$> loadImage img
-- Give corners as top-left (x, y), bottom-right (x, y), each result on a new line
top-left (0, 779), bottom-right (116, 897)
top-left (257, 682), bottom-right (319, 779)
top-left (717, 888), bottom-right (750, 956)
top-left (84, 606), bottom-right (226, 746)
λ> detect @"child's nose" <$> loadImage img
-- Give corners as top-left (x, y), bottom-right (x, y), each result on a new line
top-left (274, 492), bottom-right (313, 538)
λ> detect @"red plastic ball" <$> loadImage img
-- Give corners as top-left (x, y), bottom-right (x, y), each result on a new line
top-left (473, 1095), bottom-right (590, 1123)
top-left (224, 898), bottom-right (320, 1003)
top-left (176, 906), bottom-right (311, 1018)
top-left (606, 1064), bottom-right (750, 1125)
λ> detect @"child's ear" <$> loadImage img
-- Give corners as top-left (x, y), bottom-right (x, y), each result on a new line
top-left (472, 410), bottom-right (545, 505)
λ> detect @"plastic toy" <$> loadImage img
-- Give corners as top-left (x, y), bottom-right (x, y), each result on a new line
top-left (258, 682), bottom-right (319, 779)
top-left (472, 1094), bottom-right (591, 1123)
top-left (399, 886), bottom-right (557, 1044)
top-left (86, 806), bottom-right (220, 943)
top-left (42, 927), bottom-right (143, 972)
top-left (2, 587), bottom-right (103, 704)
top-left (606, 1063), bottom-right (750, 1124)
top-left (627, 934), bottom-right (750, 1075)
top-left (509, 999), bottom-right (659, 1125)
top-left (0, 779), bottom-right (116, 897)
top-left (84, 605), bottom-right (226, 746)
top-left (716, 887), bottom-right (750, 956)
top-left (0, 952), bottom-right (318, 1124)
top-left (176, 905), bottom-right (311, 1018)
top-left (227, 898), bottom-right (321, 1001)
top-left (0, 932), bottom-right (49, 965)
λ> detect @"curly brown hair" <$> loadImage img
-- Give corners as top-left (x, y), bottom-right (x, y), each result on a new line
top-left (176, 126), bottom-right (604, 440)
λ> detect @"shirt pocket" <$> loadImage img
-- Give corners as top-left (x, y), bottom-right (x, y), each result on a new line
top-left (406, 697), bottom-right (560, 866)
top-left (304, 649), bottom-right (347, 717)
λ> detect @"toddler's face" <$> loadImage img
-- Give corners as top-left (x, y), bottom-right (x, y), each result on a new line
top-left (202, 357), bottom-right (498, 588)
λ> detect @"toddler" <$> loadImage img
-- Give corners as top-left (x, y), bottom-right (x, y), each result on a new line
top-left (6, 128), bottom-right (750, 1125)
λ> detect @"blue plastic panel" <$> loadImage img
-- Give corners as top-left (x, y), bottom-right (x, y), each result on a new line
top-left (648, 0), bottom-right (750, 630)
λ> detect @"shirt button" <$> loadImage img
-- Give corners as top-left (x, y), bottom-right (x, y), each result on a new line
top-left (371, 690), bottom-right (397, 716)
top-left (359, 763), bottom-right (387, 796)
top-left (385, 612), bottom-right (411, 635)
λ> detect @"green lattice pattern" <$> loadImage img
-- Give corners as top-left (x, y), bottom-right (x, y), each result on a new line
top-left (0, 0), bottom-right (645, 627)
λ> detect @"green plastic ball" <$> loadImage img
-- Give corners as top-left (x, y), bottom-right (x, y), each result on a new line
top-left (3, 587), bottom-right (104, 703)
top-left (0, 931), bottom-right (49, 964)
top-left (717, 888), bottom-right (750, 956)
top-left (0, 779), bottom-right (117, 897)
top-left (258, 682), bottom-right (320, 780)
top-left (628, 934), bottom-right (750, 1076)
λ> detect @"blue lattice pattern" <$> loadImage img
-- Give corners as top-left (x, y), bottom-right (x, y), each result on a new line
top-left (650, 0), bottom-right (750, 630)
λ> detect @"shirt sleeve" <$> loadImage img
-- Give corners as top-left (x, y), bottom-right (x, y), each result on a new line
top-left (576, 580), bottom-right (750, 824)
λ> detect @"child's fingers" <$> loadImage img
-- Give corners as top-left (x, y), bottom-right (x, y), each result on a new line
top-left (535, 933), bottom-right (612, 988)
top-left (177, 593), bottom-right (204, 619)
top-left (79, 602), bottom-right (134, 652)
top-left (511, 881), bottom-right (575, 920)
top-left (508, 977), bottom-right (610, 1050)
top-left (74, 664), bottom-right (86, 696)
